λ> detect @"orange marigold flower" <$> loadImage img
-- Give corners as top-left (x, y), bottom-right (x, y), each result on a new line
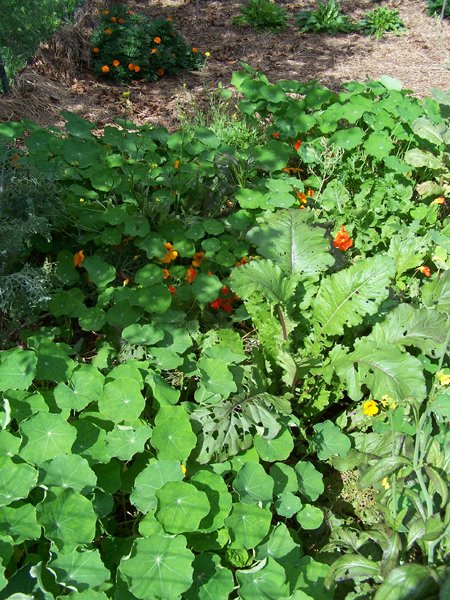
top-left (168, 285), bottom-right (177, 294)
top-left (134, 65), bottom-right (141, 72)
top-left (73, 250), bottom-right (85, 267)
top-left (151, 48), bottom-right (158, 54)
top-left (101, 65), bottom-right (110, 73)
top-left (154, 36), bottom-right (161, 44)
top-left (293, 139), bottom-right (302, 151)
top-left (92, 47), bottom-right (100, 54)
top-left (174, 159), bottom-right (180, 169)
top-left (112, 59), bottom-right (120, 67)
top-left (297, 192), bottom-right (307, 204)
top-left (110, 16), bottom-right (117, 22)
top-left (192, 251), bottom-right (205, 267)
top-left (128, 63), bottom-right (135, 71)
top-left (333, 225), bottom-right (353, 252)
top-left (118, 18), bottom-right (125, 24)
top-left (192, 47), bottom-right (198, 53)
top-left (163, 268), bottom-right (170, 279)
top-left (167, 16), bottom-right (173, 21)
top-left (101, 10), bottom-right (109, 15)
top-left (431, 196), bottom-right (446, 205)
top-left (156, 68), bottom-right (164, 77)
top-left (185, 267), bottom-right (198, 283)
top-left (418, 265), bottom-right (431, 277)
top-left (104, 28), bottom-right (113, 35)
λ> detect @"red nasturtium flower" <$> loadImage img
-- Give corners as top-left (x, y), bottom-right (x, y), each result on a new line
top-left (418, 265), bottom-right (431, 277)
top-left (185, 267), bottom-right (198, 283)
top-left (192, 251), bottom-right (205, 267)
top-left (168, 285), bottom-right (177, 294)
top-left (293, 139), bottom-right (302, 151)
top-left (271, 132), bottom-right (280, 139)
top-left (333, 225), bottom-right (353, 252)
top-left (73, 250), bottom-right (85, 267)
top-left (210, 286), bottom-right (237, 312)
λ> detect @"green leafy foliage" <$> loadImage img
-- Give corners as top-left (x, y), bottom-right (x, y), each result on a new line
top-left (296, 0), bottom-right (355, 34)
top-left (90, 5), bottom-right (203, 82)
top-left (233, 0), bottom-right (288, 32)
top-left (0, 66), bottom-right (449, 599)
top-left (357, 6), bottom-right (406, 39)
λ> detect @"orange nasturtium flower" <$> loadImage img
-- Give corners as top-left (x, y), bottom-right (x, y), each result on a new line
top-left (192, 251), bottom-right (205, 267)
top-left (151, 48), bottom-right (158, 54)
top-left (431, 196), bottom-right (446, 205)
top-left (163, 269), bottom-right (170, 280)
top-left (73, 250), bottom-right (85, 267)
top-left (185, 267), bottom-right (198, 283)
top-left (92, 47), bottom-right (100, 54)
top-left (101, 65), bottom-right (110, 73)
top-left (363, 399), bottom-right (379, 417)
top-left (297, 192), bottom-right (307, 204)
top-left (418, 265), bottom-right (431, 277)
top-left (192, 47), bottom-right (198, 53)
top-left (333, 225), bottom-right (353, 252)
top-left (156, 68), bottom-right (164, 77)
top-left (307, 188), bottom-right (314, 197)
top-left (161, 242), bottom-right (178, 264)
top-left (104, 28), bottom-right (113, 35)
top-left (112, 59), bottom-right (120, 67)
top-left (235, 256), bottom-right (249, 267)
top-left (173, 159), bottom-right (180, 169)
top-left (153, 36), bottom-right (161, 44)
top-left (293, 139), bottom-right (302, 151)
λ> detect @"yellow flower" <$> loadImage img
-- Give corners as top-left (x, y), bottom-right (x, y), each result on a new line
top-left (381, 477), bottom-right (390, 490)
top-left (205, 51), bottom-right (211, 57)
top-left (363, 399), bottom-right (379, 417)
top-left (173, 159), bottom-right (180, 169)
top-left (437, 371), bottom-right (450, 386)
top-left (181, 464), bottom-right (187, 475)
top-left (161, 242), bottom-right (178, 264)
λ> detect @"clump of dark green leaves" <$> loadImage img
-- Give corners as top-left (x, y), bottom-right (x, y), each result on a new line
top-left (296, 0), bottom-right (355, 34)
top-left (426, 0), bottom-right (450, 18)
top-left (357, 6), bottom-right (406, 39)
top-left (90, 4), bottom-right (203, 82)
top-left (233, 0), bottom-right (288, 32)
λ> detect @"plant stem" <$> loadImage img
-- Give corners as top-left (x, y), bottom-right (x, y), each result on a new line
top-left (276, 304), bottom-right (288, 342)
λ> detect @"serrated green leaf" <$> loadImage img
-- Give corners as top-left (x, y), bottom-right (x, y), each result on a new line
top-left (422, 270), bottom-right (450, 312)
top-left (245, 209), bottom-right (334, 276)
top-left (404, 148), bottom-right (441, 169)
top-left (313, 255), bottom-right (395, 336)
top-left (230, 259), bottom-right (298, 304)
top-left (412, 118), bottom-right (445, 145)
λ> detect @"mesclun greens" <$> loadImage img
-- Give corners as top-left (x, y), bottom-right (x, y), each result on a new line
top-left (0, 65), bottom-right (449, 598)
top-left (357, 6), bottom-right (406, 39)
top-left (296, 0), bottom-right (355, 34)
top-left (233, 0), bottom-right (288, 32)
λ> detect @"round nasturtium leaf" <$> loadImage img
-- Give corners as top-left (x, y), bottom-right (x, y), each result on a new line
top-left (295, 461), bottom-right (324, 502)
top-left (0, 349), bottom-right (37, 391)
top-left (37, 488), bottom-right (97, 549)
top-left (121, 323), bottom-right (164, 346)
top-left (49, 547), bottom-right (110, 592)
top-left (191, 274), bottom-right (223, 303)
top-left (312, 420), bottom-right (351, 461)
top-left (105, 425), bottom-right (152, 461)
top-left (296, 504), bottom-right (324, 530)
top-left (119, 534), bottom-right (194, 599)
top-left (39, 454), bottom-right (97, 494)
top-left (233, 462), bottom-right (274, 506)
top-left (131, 459), bottom-right (184, 513)
top-left (0, 503), bottom-right (41, 544)
top-left (54, 366), bottom-right (104, 412)
top-left (237, 557), bottom-right (289, 600)
top-left (256, 522), bottom-right (303, 569)
top-left (19, 412), bottom-right (77, 465)
top-left (155, 481), bottom-right (210, 534)
top-left (225, 503), bottom-right (272, 549)
top-left (98, 377), bottom-right (145, 424)
top-left (150, 405), bottom-right (196, 461)
top-left (363, 132), bottom-right (394, 160)
top-left (184, 553), bottom-right (235, 600)
top-left (254, 426), bottom-right (294, 462)
top-left (329, 127), bottom-right (365, 150)
top-left (0, 457), bottom-right (38, 507)
top-left (138, 510), bottom-right (164, 537)
top-left (270, 463), bottom-right (298, 496)
top-left (275, 492), bottom-right (302, 518)
top-left (190, 470), bottom-right (233, 532)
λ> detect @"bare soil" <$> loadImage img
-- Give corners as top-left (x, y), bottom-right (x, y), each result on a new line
top-left (1, 0), bottom-right (449, 129)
